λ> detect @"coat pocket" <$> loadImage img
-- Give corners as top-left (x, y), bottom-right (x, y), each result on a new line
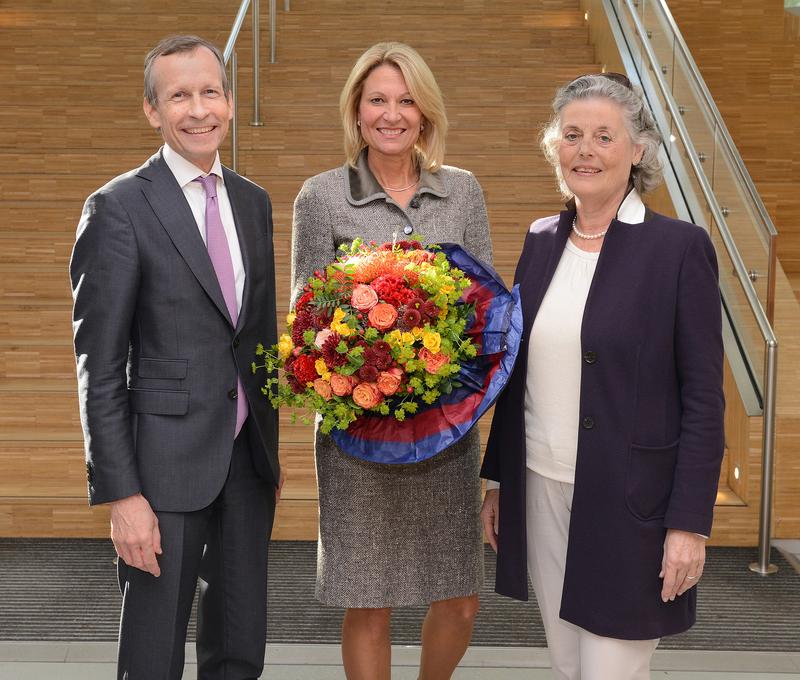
top-left (625, 438), bottom-right (679, 521)
top-left (137, 357), bottom-right (188, 380)
top-left (128, 387), bottom-right (189, 415)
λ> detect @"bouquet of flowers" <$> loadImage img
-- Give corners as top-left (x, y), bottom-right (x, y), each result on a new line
top-left (255, 238), bottom-right (522, 464)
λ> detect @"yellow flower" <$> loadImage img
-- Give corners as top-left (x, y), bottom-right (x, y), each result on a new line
top-left (330, 307), bottom-right (353, 337)
top-left (315, 358), bottom-right (331, 380)
top-left (387, 330), bottom-right (403, 346)
top-left (422, 330), bottom-right (441, 353)
top-left (286, 311), bottom-right (296, 325)
top-left (440, 284), bottom-right (455, 295)
top-left (401, 332), bottom-right (415, 345)
top-left (277, 334), bottom-right (294, 360)
top-left (412, 326), bottom-right (424, 338)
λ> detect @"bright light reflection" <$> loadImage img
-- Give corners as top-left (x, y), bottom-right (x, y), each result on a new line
top-left (734, 465), bottom-right (740, 480)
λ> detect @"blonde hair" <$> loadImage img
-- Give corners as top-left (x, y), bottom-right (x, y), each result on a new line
top-left (339, 42), bottom-right (447, 171)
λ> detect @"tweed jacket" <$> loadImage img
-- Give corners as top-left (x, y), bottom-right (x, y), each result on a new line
top-left (481, 202), bottom-right (725, 640)
top-left (290, 149), bottom-right (493, 304)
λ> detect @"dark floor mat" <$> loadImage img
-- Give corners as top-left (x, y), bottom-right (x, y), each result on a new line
top-left (0, 540), bottom-right (797, 651)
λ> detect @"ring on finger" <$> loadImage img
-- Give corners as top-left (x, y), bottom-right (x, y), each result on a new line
top-left (686, 574), bottom-right (698, 580)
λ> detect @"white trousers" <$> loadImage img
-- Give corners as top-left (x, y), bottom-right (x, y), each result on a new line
top-left (525, 469), bottom-right (659, 680)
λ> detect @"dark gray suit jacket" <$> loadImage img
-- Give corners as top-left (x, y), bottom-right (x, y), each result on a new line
top-left (71, 149), bottom-right (279, 512)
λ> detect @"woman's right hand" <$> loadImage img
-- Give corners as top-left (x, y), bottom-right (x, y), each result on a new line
top-left (480, 489), bottom-right (500, 552)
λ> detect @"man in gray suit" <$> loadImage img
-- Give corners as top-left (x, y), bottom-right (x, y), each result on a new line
top-left (70, 35), bottom-right (280, 679)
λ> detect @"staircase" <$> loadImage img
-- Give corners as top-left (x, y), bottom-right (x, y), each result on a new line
top-left (4, 0), bottom-right (791, 543)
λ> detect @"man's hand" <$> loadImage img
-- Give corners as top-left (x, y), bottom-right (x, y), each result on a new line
top-left (110, 493), bottom-right (162, 577)
top-left (276, 469), bottom-right (286, 504)
top-left (480, 489), bottom-right (500, 552)
top-left (660, 528), bottom-right (706, 602)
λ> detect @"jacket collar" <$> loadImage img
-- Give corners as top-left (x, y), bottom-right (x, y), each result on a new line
top-left (345, 148), bottom-right (448, 206)
top-left (563, 185), bottom-right (648, 225)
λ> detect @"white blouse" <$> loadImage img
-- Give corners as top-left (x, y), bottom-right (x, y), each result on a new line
top-left (524, 239), bottom-right (599, 483)
top-left (484, 191), bottom-right (646, 491)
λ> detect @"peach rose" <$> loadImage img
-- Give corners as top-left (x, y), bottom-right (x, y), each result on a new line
top-left (352, 382), bottom-right (383, 409)
top-left (418, 347), bottom-right (450, 374)
top-left (330, 373), bottom-right (354, 397)
top-left (368, 302), bottom-right (398, 331)
top-left (313, 378), bottom-right (333, 401)
top-left (314, 328), bottom-right (335, 349)
top-left (351, 284), bottom-right (379, 311)
top-left (376, 369), bottom-right (402, 396)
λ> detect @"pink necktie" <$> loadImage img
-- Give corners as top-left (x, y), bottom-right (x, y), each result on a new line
top-left (196, 174), bottom-right (249, 437)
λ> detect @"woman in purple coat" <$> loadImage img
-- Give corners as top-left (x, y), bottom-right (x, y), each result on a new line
top-left (480, 73), bottom-right (725, 679)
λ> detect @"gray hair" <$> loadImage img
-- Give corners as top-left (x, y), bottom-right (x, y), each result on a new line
top-left (540, 74), bottom-right (663, 197)
top-left (144, 35), bottom-right (229, 106)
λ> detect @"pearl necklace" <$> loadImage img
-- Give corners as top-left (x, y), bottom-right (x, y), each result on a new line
top-left (572, 216), bottom-right (607, 240)
top-left (381, 176), bottom-right (419, 192)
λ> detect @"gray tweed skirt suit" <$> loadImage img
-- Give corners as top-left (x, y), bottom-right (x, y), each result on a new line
top-left (290, 150), bottom-right (493, 607)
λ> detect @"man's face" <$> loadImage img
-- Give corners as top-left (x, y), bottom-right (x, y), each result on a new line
top-left (143, 47), bottom-right (233, 172)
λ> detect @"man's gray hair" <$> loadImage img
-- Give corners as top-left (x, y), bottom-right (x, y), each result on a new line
top-left (144, 35), bottom-right (229, 106)
top-left (540, 74), bottom-right (663, 197)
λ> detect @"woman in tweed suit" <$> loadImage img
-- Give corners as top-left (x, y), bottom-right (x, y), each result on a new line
top-left (290, 42), bottom-right (492, 679)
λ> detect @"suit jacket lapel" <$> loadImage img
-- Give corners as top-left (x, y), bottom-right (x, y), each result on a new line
top-left (223, 167), bottom-right (255, 332)
top-left (137, 152), bottom-right (233, 325)
top-left (519, 210), bottom-right (573, 338)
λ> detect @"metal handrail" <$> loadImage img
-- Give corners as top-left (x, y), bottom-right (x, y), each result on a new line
top-left (224, 0), bottom-right (283, 171)
top-left (618, 0), bottom-right (779, 575)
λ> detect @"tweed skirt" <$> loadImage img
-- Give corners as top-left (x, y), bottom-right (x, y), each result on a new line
top-left (314, 425), bottom-right (484, 608)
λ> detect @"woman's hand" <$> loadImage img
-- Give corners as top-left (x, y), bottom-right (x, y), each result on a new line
top-left (480, 489), bottom-right (500, 552)
top-left (660, 528), bottom-right (706, 601)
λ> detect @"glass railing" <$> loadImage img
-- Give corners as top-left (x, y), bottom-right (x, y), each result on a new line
top-left (600, 0), bottom-right (778, 574)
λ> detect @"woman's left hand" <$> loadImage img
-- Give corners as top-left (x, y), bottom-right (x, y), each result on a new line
top-left (659, 528), bottom-right (706, 602)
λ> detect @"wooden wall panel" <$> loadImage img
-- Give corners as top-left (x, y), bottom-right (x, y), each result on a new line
top-left (665, 0), bottom-right (800, 296)
top-left (2, 0), bottom-right (798, 544)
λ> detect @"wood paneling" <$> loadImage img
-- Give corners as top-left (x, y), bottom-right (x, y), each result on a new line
top-left (2, 0), bottom-right (799, 544)
top-left (664, 1), bottom-right (800, 293)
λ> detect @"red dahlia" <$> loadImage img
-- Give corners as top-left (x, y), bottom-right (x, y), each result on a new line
top-left (291, 310), bottom-right (316, 346)
top-left (358, 365), bottom-right (379, 382)
top-left (401, 307), bottom-right (422, 328)
top-left (321, 333), bottom-right (347, 367)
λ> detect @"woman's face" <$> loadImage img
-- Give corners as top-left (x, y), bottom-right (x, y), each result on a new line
top-left (357, 63), bottom-right (423, 161)
top-left (558, 97), bottom-right (644, 207)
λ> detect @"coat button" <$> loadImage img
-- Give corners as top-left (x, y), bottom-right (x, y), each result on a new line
top-left (581, 416), bottom-right (594, 429)
top-left (228, 389), bottom-right (238, 400)
top-left (403, 224), bottom-right (413, 235)
top-left (233, 337), bottom-right (240, 348)
top-left (583, 350), bottom-right (597, 364)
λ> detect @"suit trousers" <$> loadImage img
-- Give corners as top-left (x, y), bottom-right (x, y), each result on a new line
top-left (117, 421), bottom-right (276, 680)
top-left (526, 469), bottom-right (659, 680)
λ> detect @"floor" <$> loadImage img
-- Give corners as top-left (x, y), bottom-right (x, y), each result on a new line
top-left (0, 643), bottom-right (799, 679)
top-left (0, 540), bottom-right (796, 679)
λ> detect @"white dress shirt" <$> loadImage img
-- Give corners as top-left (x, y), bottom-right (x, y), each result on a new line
top-left (162, 144), bottom-right (245, 313)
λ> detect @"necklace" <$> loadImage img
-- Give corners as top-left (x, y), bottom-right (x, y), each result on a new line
top-left (572, 216), bottom-right (607, 240)
top-left (381, 176), bottom-right (419, 192)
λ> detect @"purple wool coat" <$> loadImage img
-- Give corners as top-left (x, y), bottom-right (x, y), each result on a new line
top-left (481, 206), bottom-right (725, 640)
